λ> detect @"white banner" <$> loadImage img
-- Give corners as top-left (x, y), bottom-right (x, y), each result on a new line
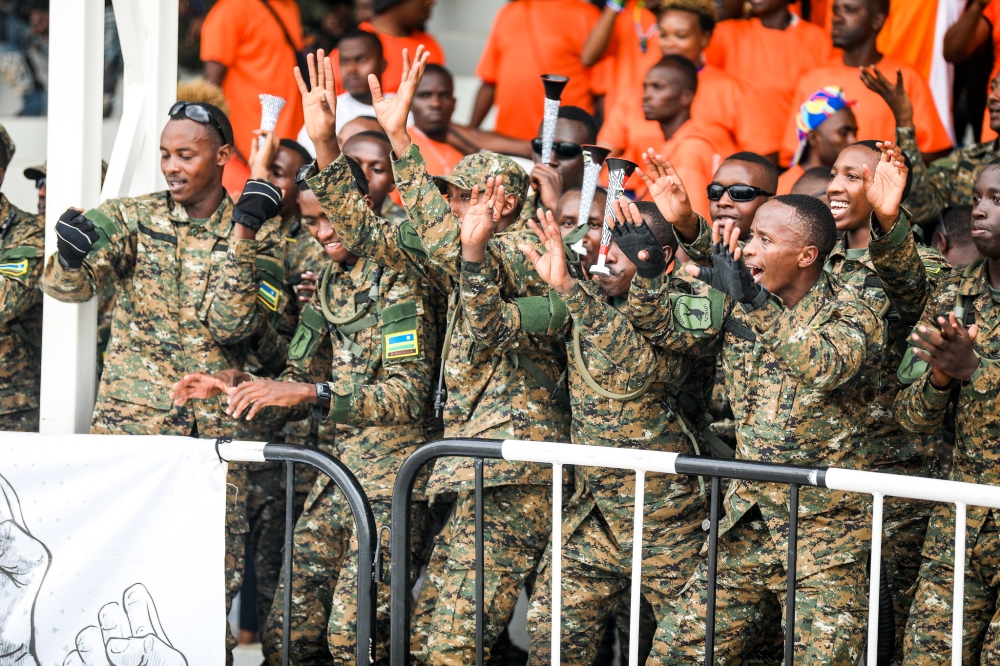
top-left (0, 433), bottom-right (227, 666)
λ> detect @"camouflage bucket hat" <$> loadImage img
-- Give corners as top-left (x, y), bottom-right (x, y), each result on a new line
top-left (0, 123), bottom-right (15, 166)
top-left (434, 152), bottom-right (529, 207)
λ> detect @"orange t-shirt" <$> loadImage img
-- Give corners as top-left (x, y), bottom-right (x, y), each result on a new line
top-left (981, 1), bottom-right (1000, 140)
top-left (476, 0), bottom-right (604, 140)
top-left (644, 120), bottom-right (720, 219)
top-left (704, 15), bottom-right (834, 156)
top-left (201, 0), bottom-right (305, 161)
top-left (598, 64), bottom-right (742, 171)
top-left (598, 0), bottom-right (662, 117)
top-left (331, 22), bottom-right (446, 96)
top-left (780, 58), bottom-right (952, 166)
top-left (410, 128), bottom-right (465, 175)
top-left (776, 164), bottom-right (805, 195)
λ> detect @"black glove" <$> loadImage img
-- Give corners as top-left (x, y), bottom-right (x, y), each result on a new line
top-left (55, 208), bottom-right (99, 269)
top-left (695, 242), bottom-right (770, 311)
top-left (610, 219), bottom-right (666, 278)
top-left (233, 179), bottom-right (282, 231)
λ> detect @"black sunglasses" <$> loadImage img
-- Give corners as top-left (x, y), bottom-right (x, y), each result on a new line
top-left (530, 139), bottom-right (583, 160)
top-left (707, 183), bottom-right (773, 202)
top-left (168, 101), bottom-right (228, 145)
top-left (35, 177), bottom-right (45, 189)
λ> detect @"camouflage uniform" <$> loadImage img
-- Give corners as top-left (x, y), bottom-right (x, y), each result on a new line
top-left (306, 145), bottom-right (572, 665)
top-left (898, 126), bottom-right (999, 226)
top-left (894, 257), bottom-right (1000, 664)
top-left (40, 190), bottom-right (285, 664)
top-left (460, 254), bottom-right (712, 664)
top-left (627, 233), bottom-right (885, 664)
top-left (259, 255), bottom-right (439, 665)
top-left (381, 197), bottom-right (409, 224)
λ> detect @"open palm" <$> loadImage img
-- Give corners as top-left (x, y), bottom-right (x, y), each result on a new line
top-left (637, 149), bottom-right (694, 225)
top-left (519, 210), bottom-right (575, 294)
top-left (863, 140), bottom-right (908, 222)
top-left (295, 50), bottom-right (338, 148)
top-left (370, 45), bottom-right (430, 139)
top-left (461, 178), bottom-right (503, 251)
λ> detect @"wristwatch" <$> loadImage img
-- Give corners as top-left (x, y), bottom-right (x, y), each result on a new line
top-left (312, 382), bottom-right (332, 419)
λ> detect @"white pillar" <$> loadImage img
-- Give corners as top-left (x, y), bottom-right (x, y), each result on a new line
top-left (38, 0), bottom-right (104, 434)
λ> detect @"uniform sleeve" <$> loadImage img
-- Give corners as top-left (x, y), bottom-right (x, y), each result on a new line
top-left (0, 215), bottom-right (44, 326)
top-left (199, 0), bottom-right (245, 66)
top-left (207, 216), bottom-right (286, 344)
top-left (867, 208), bottom-right (949, 327)
top-left (675, 214), bottom-right (713, 265)
top-left (626, 272), bottom-right (724, 357)
top-left (904, 66), bottom-right (954, 155)
top-left (41, 198), bottom-right (133, 303)
top-left (893, 372), bottom-right (949, 434)
top-left (746, 293), bottom-right (884, 391)
top-left (898, 126), bottom-right (953, 225)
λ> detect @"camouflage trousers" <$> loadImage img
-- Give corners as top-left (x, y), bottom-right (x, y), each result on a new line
top-left (882, 499), bottom-right (931, 657)
top-left (902, 505), bottom-right (1000, 664)
top-left (262, 483), bottom-right (432, 665)
top-left (0, 408), bottom-right (38, 432)
top-left (412, 484), bottom-right (552, 666)
top-left (657, 506), bottom-right (869, 665)
top-left (525, 502), bottom-right (703, 665)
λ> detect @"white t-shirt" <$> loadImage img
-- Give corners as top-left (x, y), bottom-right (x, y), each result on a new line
top-left (296, 91), bottom-right (413, 156)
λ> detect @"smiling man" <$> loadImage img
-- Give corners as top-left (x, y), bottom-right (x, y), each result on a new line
top-left (623, 152), bottom-right (885, 664)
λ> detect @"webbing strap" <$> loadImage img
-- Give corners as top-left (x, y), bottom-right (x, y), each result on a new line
top-left (571, 326), bottom-right (650, 402)
top-left (337, 314), bottom-right (379, 336)
top-left (668, 386), bottom-right (735, 459)
top-left (508, 352), bottom-right (572, 412)
top-left (9, 322), bottom-right (40, 351)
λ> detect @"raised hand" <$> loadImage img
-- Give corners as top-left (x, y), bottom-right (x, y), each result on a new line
top-left (610, 197), bottom-right (666, 278)
top-left (370, 45), bottom-right (431, 156)
top-left (519, 209), bottom-right (576, 294)
top-left (224, 380), bottom-right (317, 421)
top-left (295, 50), bottom-right (339, 169)
top-left (863, 139), bottom-right (909, 231)
top-left (911, 312), bottom-right (981, 388)
top-left (461, 177), bottom-right (503, 263)
top-left (170, 369), bottom-right (249, 406)
top-left (248, 129), bottom-right (279, 181)
top-left (636, 149), bottom-right (699, 241)
top-left (529, 164), bottom-right (563, 212)
top-left (686, 220), bottom-right (769, 310)
top-left (860, 67), bottom-right (913, 128)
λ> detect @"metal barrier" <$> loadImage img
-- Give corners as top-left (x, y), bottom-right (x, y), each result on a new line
top-left (219, 441), bottom-right (378, 666)
top-left (388, 439), bottom-right (1000, 666)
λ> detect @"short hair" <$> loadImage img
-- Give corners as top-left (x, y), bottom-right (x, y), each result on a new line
top-left (773, 194), bottom-right (837, 257)
top-left (176, 79), bottom-right (229, 116)
top-left (657, 0), bottom-right (718, 33)
top-left (344, 130), bottom-right (392, 157)
top-left (340, 28), bottom-right (384, 58)
top-left (170, 101), bottom-right (234, 147)
top-left (866, 0), bottom-right (890, 15)
top-left (344, 155), bottom-right (370, 195)
top-left (852, 139), bottom-right (913, 201)
top-left (422, 63), bottom-right (453, 84)
top-left (791, 166), bottom-right (831, 197)
top-left (634, 200), bottom-right (679, 251)
top-left (557, 106), bottom-right (598, 144)
top-left (938, 205), bottom-right (974, 247)
top-left (724, 152), bottom-right (779, 192)
top-left (280, 139), bottom-right (312, 165)
top-left (651, 55), bottom-right (699, 94)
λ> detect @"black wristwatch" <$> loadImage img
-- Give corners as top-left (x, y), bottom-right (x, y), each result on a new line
top-left (312, 382), bottom-right (332, 419)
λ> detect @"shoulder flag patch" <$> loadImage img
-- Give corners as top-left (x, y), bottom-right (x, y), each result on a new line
top-left (258, 281), bottom-right (280, 311)
top-left (385, 330), bottom-right (419, 359)
top-left (0, 259), bottom-right (28, 277)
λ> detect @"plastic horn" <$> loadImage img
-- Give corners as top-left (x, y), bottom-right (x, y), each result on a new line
top-left (570, 145), bottom-right (611, 255)
top-left (539, 75), bottom-right (570, 164)
top-left (589, 157), bottom-right (637, 276)
top-left (258, 94), bottom-right (287, 149)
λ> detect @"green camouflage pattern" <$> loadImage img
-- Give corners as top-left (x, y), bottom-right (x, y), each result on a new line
top-left (898, 125), bottom-right (1000, 226)
top-left (893, 259), bottom-right (1000, 663)
top-left (432, 151), bottom-right (529, 206)
top-left (0, 193), bottom-right (43, 424)
top-left (381, 197), bottom-right (409, 225)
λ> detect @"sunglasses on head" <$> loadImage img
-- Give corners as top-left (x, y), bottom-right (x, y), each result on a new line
top-left (168, 101), bottom-right (228, 145)
top-left (707, 183), bottom-right (773, 202)
top-left (530, 139), bottom-right (583, 160)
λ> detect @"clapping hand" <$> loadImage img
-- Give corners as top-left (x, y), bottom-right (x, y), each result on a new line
top-left (170, 369), bottom-right (250, 406)
top-left (911, 312), bottom-right (982, 388)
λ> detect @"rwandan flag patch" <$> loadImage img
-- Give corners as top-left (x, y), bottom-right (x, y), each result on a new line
top-left (0, 259), bottom-right (28, 277)
top-left (385, 330), bottom-right (419, 359)
top-left (258, 281), bottom-right (280, 311)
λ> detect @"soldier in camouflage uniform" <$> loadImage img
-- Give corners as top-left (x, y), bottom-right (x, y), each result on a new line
top-left (623, 155), bottom-right (885, 663)
top-left (458, 185), bottom-right (713, 663)
top-left (0, 124), bottom-right (43, 432)
top-left (894, 158), bottom-right (1000, 664)
top-left (41, 103), bottom-right (286, 665)
top-left (298, 49), bottom-right (571, 664)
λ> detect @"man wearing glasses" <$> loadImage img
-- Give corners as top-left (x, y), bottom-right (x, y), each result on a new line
top-left (40, 101), bottom-right (286, 665)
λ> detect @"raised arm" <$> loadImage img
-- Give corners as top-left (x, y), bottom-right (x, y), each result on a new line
top-left (637, 149), bottom-right (714, 263)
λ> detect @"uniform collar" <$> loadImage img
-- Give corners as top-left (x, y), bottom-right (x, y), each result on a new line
top-left (165, 190), bottom-right (234, 238)
top-left (789, 270), bottom-right (834, 320)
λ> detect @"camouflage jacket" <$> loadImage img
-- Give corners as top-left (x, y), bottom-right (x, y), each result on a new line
top-left (462, 256), bottom-right (709, 549)
top-left (628, 270), bottom-right (885, 576)
top-left (899, 125), bottom-right (999, 226)
top-left (259, 256), bottom-right (438, 502)
top-left (306, 146), bottom-right (571, 494)
top-left (0, 194), bottom-right (44, 416)
top-left (41, 190), bottom-right (285, 437)
top-left (825, 210), bottom-right (950, 475)
top-left (381, 198), bottom-right (409, 224)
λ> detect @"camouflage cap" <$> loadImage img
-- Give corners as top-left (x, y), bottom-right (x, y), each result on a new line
top-left (24, 161), bottom-right (109, 185)
top-left (0, 123), bottom-right (14, 166)
top-left (433, 152), bottom-right (529, 207)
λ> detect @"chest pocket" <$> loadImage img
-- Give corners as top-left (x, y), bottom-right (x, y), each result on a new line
top-left (132, 222), bottom-right (182, 315)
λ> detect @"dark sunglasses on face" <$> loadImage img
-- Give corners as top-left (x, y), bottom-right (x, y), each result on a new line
top-left (707, 183), bottom-right (774, 202)
top-left (35, 177), bottom-right (45, 189)
top-left (168, 101), bottom-right (228, 145)
top-left (530, 139), bottom-right (583, 160)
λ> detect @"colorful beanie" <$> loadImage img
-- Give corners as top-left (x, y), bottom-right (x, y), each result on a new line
top-left (793, 86), bottom-right (853, 166)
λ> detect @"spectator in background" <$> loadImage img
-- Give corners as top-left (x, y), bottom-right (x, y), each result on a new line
top-left (790, 165), bottom-right (833, 205)
top-left (781, 0), bottom-right (952, 166)
top-left (944, 0), bottom-right (1000, 142)
top-left (0, 0), bottom-right (48, 116)
top-left (470, 0), bottom-right (605, 140)
top-left (777, 86), bottom-right (858, 194)
top-left (704, 0), bottom-right (832, 160)
top-left (178, 0), bottom-right (209, 76)
top-left (22, 163), bottom-right (45, 216)
top-left (931, 205), bottom-right (981, 269)
top-left (201, 0), bottom-right (305, 163)
top-left (300, 0), bottom-right (355, 53)
top-left (521, 106), bottom-right (599, 222)
top-left (408, 63), bottom-right (464, 175)
top-left (339, 115), bottom-right (384, 146)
